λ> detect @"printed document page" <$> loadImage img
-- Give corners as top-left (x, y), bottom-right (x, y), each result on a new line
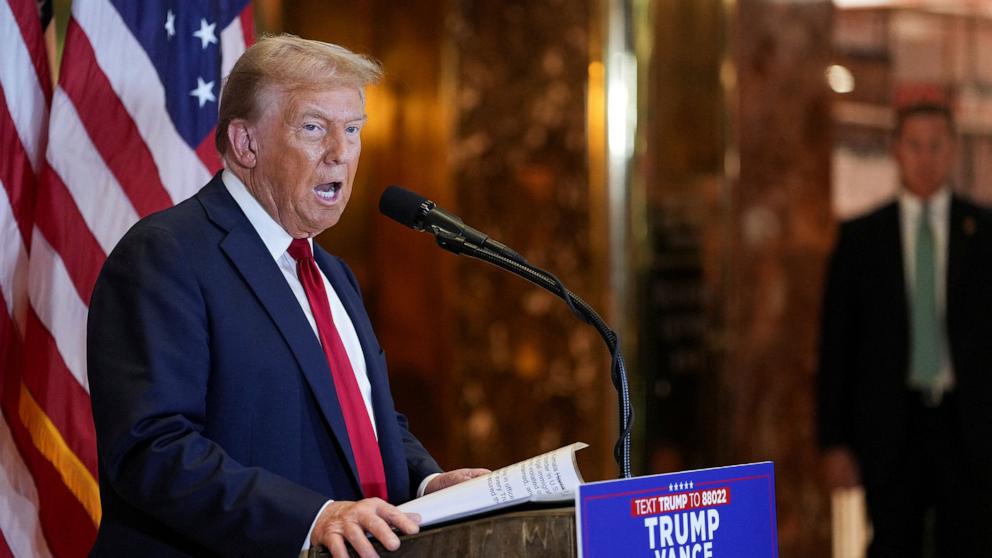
top-left (399, 442), bottom-right (588, 527)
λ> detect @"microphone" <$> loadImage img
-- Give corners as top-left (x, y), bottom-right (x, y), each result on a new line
top-left (378, 186), bottom-right (524, 262)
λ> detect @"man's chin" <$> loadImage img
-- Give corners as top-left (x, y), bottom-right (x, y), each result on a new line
top-left (308, 213), bottom-right (344, 236)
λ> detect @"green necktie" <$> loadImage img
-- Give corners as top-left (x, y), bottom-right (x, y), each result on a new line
top-left (909, 204), bottom-right (941, 390)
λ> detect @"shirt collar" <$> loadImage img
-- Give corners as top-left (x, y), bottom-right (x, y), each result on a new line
top-left (221, 169), bottom-right (312, 261)
top-left (898, 184), bottom-right (951, 218)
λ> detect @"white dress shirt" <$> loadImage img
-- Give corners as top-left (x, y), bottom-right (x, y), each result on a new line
top-left (898, 186), bottom-right (954, 396)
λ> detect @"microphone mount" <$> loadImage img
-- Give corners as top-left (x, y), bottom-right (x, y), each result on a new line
top-left (434, 231), bottom-right (634, 479)
top-left (379, 185), bottom-right (633, 477)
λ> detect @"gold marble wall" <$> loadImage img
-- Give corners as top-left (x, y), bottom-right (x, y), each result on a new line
top-left (731, 0), bottom-right (834, 554)
top-left (445, 0), bottom-right (615, 476)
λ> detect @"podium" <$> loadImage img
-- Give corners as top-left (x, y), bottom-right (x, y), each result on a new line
top-left (310, 506), bottom-right (576, 558)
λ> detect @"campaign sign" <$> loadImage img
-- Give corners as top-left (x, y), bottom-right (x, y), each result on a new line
top-left (576, 462), bottom-right (777, 558)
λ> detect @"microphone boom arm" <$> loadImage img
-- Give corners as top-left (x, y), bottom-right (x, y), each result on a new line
top-left (433, 230), bottom-right (634, 479)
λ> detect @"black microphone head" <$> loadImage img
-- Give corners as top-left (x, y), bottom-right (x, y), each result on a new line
top-left (379, 185), bottom-right (430, 229)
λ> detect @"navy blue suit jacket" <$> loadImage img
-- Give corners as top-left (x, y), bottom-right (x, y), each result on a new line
top-left (87, 174), bottom-right (440, 556)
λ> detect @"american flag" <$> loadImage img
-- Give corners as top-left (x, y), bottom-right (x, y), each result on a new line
top-left (0, 1), bottom-right (253, 555)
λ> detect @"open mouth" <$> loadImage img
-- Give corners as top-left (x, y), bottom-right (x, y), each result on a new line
top-left (314, 181), bottom-right (343, 202)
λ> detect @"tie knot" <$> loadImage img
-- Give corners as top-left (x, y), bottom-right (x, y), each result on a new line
top-left (288, 238), bottom-right (313, 261)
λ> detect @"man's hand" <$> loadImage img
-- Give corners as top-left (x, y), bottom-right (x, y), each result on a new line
top-left (424, 468), bottom-right (491, 494)
top-left (821, 447), bottom-right (861, 490)
top-left (311, 499), bottom-right (420, 558)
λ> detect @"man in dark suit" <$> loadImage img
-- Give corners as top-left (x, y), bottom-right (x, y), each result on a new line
top-left (818, 103), bottom-right (992, 557)
top-left (87, 35), bottom-right (485, 557)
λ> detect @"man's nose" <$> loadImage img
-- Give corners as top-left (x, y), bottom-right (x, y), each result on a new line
top-left (323, 130), bottom-right (346, 164)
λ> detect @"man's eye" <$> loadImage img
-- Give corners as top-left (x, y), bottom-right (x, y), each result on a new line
top-left (346, 125), bottom-right (360, 134)
top-left (303, 123), bottom-right (321, 132)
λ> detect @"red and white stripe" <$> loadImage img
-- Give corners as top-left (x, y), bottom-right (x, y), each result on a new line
top-left (1, 0), bottom-right (56, 555)
top-left (0, 0), bottom-right (46, 327)
top-left (0, 417), bottom-right (51, 558)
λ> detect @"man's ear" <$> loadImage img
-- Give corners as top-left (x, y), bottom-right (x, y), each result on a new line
top-left (227, 119), bottom-right (257, 168)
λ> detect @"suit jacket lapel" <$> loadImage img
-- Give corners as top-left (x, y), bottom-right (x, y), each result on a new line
top-left (883, 202), bottom-right (910, 369)
top-left (197, 176), bottom-right (362, 493)
top-left (947, 195), bottom-right (969, 330)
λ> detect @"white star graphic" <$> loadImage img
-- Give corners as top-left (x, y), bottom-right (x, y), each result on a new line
top-left (668, 483), bottom-right (673, 491)
top-left (192, 18), bottom-right (217, 49)
top-left (689, 481), bottom-right (694, 489)
top-left (164, 10), bottom-right (175, 39)
top-left (190, 77), bottom-right (216, 108)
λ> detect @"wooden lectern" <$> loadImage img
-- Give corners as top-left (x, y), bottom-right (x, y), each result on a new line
top-left (309, 506), bottom-right (576, 558)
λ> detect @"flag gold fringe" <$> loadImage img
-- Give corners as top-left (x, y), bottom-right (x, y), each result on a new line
top-left (18, 383), bottom-right (101, 526)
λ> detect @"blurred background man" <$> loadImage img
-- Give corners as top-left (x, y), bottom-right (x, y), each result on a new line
top-left (818, 103), bottom-right (992, 557)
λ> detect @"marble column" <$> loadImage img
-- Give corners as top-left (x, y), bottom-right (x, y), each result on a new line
top-left (730, 0), bottom-right (834, 554)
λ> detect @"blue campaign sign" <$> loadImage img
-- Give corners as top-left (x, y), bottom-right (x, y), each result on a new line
top-left (576, 462), bottom-right (778, 558)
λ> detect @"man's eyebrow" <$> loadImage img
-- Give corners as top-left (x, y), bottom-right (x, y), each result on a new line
top-left (298, 109), bottom-right (367, 123)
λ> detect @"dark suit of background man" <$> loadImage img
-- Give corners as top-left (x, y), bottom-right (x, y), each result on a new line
top-left (87, 35), bottom-right (487, 558)
top-left (818, 102), bottom-right (992, 557)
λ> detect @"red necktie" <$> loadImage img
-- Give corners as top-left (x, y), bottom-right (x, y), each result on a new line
top-left (288, 239), bottom-right (388, 500)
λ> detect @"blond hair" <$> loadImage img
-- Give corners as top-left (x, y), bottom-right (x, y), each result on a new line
top-left (216, 34), bottom-right (383, 155)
